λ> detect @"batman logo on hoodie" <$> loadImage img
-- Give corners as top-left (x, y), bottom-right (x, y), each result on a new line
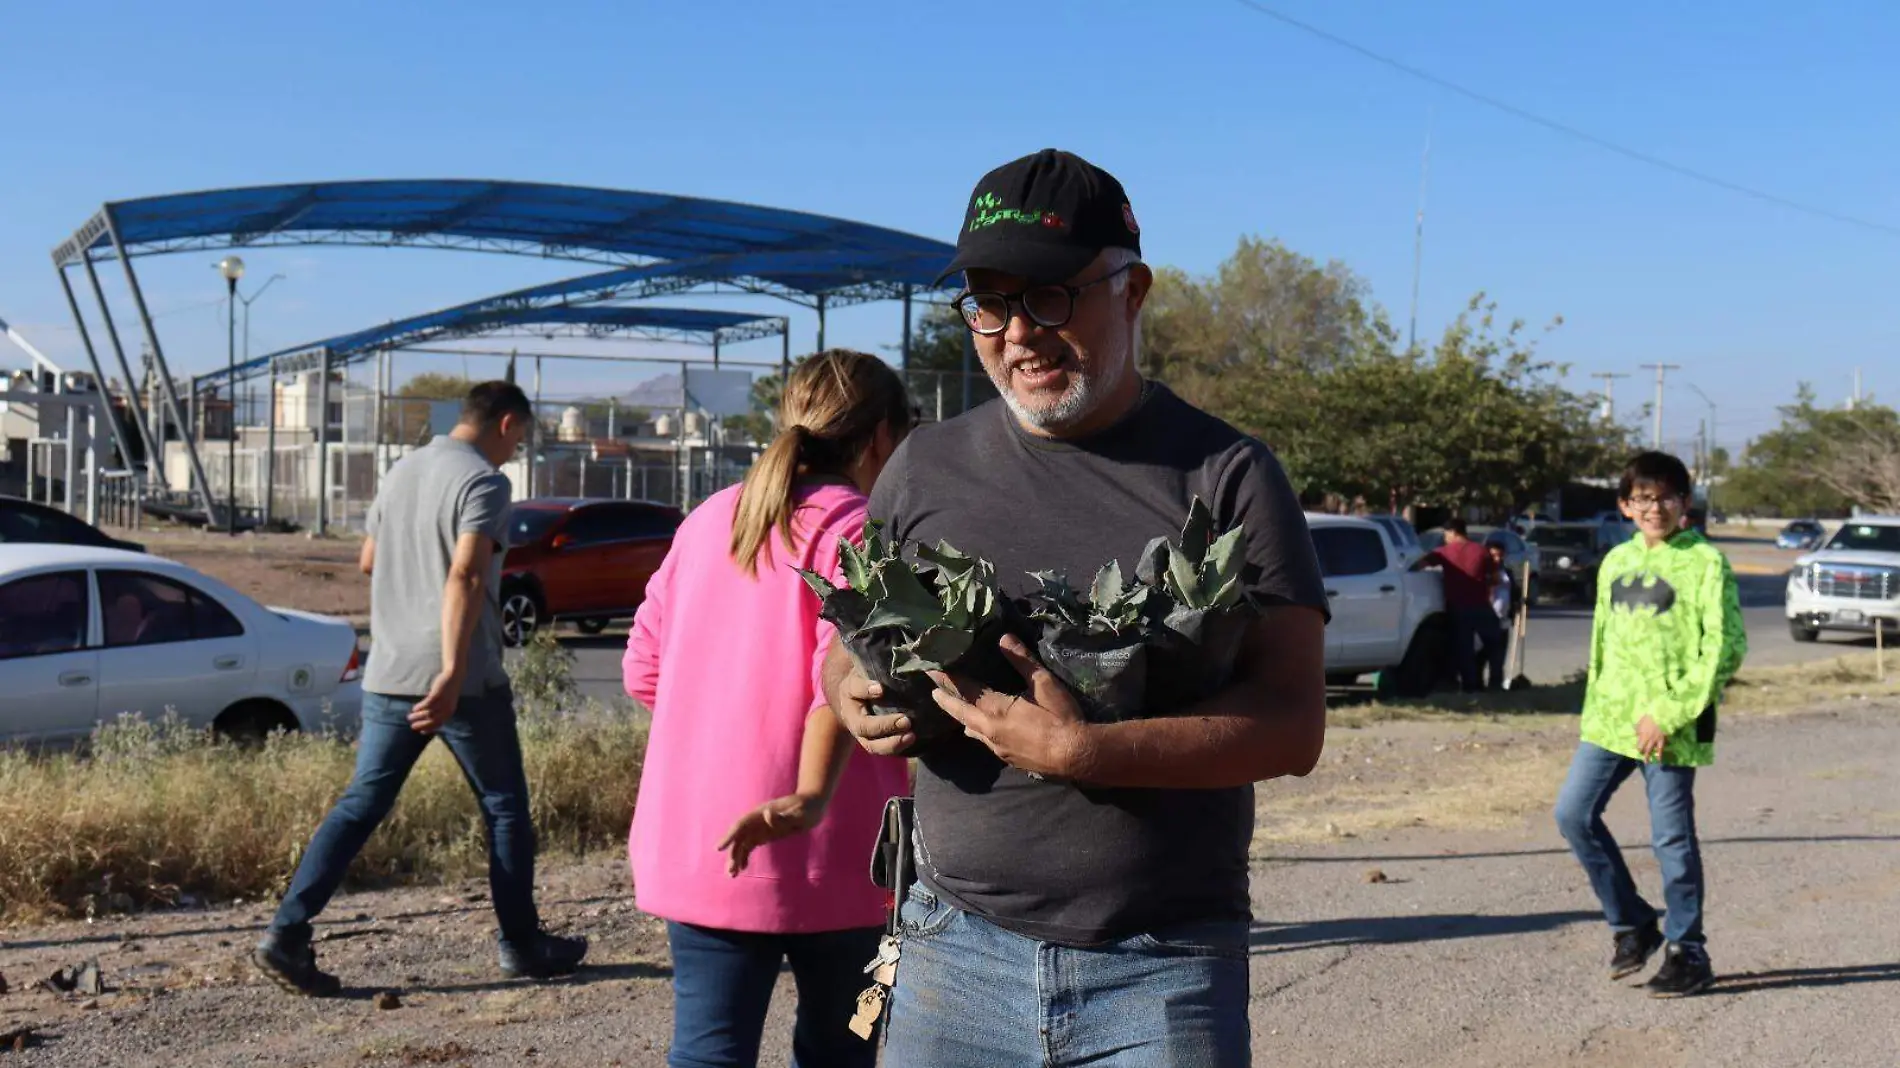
top-left (1609, 573), bottom-right (1676, 615)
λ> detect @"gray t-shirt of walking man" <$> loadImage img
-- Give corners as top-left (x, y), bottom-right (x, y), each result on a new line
top-left (361, 436), bottom-right (513, 698)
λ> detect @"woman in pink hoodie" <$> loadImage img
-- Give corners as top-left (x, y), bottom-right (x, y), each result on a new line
top-left (623, 349), bottom-right (913, 1067)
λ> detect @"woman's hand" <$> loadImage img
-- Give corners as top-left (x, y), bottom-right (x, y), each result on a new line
top-left (717, 793), bottom-right (826, 875)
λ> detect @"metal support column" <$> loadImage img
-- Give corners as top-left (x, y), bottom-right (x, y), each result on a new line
top-left (712, 335), bottom-right (721, 370)
top-left (780, 321), bottom-right (791, 383)
top-left (678, 361), bottom-right (691, 511)
top-left (102, 211), bottom-right (215, 521)
top-left (53, 267), bottom-right (136, 482)
top-left (63, 405), bottom-right (78, 514)
top-left (263, 358), bottom-right (278, 529)
top-left (317, 348), bottom-right (332, 535)
top-left (75, 256), bottom-right (161, 487)
top-left (85, 409), bottom-right (99, 527)
top-left (900, 285), bottom-right (913, 371)
top-left (531, 355), bottom-right (543, 499)
top-left (816, 294), bottom-right (828, 351)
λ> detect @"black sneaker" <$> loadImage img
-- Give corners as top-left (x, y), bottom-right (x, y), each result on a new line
top-left (1609, 924), bottom-right (1664, 980)
top-left (252, 937), bottom-right (342, 997)
top-left (499, 931), bottom-right (589, 979)
top-left (1645, 943), bottom-right (1715, 998)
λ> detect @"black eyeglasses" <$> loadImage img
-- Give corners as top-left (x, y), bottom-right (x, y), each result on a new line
top-left (952, 262), bottom-right (1134, 336)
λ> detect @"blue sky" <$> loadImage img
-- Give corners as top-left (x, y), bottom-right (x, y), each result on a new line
top-left (3, 0), bottom-right (1895, 452)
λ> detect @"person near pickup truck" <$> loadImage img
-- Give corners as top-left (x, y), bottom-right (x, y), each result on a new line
top-left (1484, 539), bottom-right (1515, 689)
top-left (1554, 451), bottom-right (1747, 998)
top-left (1419, 519), bottom-right (1504, 691)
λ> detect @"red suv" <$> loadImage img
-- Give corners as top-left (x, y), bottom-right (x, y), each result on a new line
top-left (498, 498), bottom-right (682, 645)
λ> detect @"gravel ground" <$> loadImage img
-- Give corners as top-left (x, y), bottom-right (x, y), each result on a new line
top-left (3, 701), bottom-right (1896, 1066)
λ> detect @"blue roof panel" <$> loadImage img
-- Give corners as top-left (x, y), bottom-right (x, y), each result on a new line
top-left (66, 180), bottom-right (955, 297)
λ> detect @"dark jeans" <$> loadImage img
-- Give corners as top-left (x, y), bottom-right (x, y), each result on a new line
top-left (665, 921), bottom-right (882, 1068)
top-left (1450, 606), bottom-right (1506, 692)
top-left (883, 883), bottom-right (1250, 1067)
top-left (267, 686), bottom-right (541, 950)
top-left (1554, 742), bottom-right (1705, 945)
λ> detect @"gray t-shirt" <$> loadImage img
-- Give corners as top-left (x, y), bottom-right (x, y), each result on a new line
top-left (362, 436), bottom-right (512, 697)
top-left (868, 381), bottom-right (1328, 946)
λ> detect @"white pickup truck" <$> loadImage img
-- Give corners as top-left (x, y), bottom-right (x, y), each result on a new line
top-left (1785, 515), bottom-right (1900, 642)
top-left (1308, 514), bottom-right (1449, 697)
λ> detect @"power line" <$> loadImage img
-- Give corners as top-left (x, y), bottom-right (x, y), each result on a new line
top-left (1229, 0), bottom-right (1900, 238)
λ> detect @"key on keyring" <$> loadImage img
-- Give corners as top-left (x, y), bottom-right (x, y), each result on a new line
top-left (862, 934), bottom-right (900, 986)
top-left (847, 984), bottom-right (887, 1040)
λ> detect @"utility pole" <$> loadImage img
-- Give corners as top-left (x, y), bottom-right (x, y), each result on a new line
top-left (1640, 363), bottom-right (1680, 449)
top-left (1407, 110), bottom-right (1433, 355)
top-left (1591, 371), bottom-right (1630, 422)
top-left (1851, 367), bottom-right (1862, 410)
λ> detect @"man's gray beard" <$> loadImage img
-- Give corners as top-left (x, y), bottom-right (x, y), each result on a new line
top-left (992, 344), bottom-right (1131, 435)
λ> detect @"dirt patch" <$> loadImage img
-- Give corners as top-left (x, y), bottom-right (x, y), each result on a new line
top-left (108, 525), bottom-right (370, 621)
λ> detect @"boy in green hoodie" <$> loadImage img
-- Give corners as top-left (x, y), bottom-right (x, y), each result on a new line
top-left (1554, 452), bottom-right (1746, 997)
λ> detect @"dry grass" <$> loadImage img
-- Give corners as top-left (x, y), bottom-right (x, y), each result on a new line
top-left (0, 635), bottom-right (644, 925)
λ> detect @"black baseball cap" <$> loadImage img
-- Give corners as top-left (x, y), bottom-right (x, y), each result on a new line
top-left (935, 148), bottom-right (1142, 286)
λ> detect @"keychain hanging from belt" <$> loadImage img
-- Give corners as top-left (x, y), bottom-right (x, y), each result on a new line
top-left (849, 796), bottom-right (913, 1040)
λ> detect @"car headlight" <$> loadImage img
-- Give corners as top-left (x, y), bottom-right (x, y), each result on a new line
top-left (1557, 555), bottom-right (1574, 570)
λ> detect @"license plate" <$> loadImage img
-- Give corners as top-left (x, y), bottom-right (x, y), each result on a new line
top-left (1837, 609), bottom-right (1865, 624)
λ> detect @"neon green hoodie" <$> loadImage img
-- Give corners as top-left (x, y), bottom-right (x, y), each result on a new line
top-left (1581, 530), bottom-right (1747, 767)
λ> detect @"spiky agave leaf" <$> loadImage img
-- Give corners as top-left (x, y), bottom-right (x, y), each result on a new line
top-left (1179, 497), bottom-right (1214, 568)
top-left (891, 626), bottom-right (977, 676)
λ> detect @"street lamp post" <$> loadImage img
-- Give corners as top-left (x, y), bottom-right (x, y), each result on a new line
top-left (216, 256), bottom-right (245, 534)
top-left (236, 273), bottom-right (285, 529)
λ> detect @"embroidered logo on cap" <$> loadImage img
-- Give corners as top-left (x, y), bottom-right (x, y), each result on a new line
top-left (1121, 202), bottom-right (1140, 236)
top-left (968, 191), bottom-right (1064, 233)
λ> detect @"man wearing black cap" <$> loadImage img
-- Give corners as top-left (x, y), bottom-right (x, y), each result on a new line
top-left (822, 148), bottom-right (1329, 1065)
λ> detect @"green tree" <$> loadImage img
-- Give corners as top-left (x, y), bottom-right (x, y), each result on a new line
top-left (1721, 388), bottom-right (1900, 516)
top-left (1143, 236), bottom-right (1393, 412)
top-left (397, 372), bottom-right (474, 400)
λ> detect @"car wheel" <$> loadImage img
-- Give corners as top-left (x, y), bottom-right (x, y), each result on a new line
top-left (576, 619), bottom-right (607, 636)
top-left (214, 700), bottom-right (298, 748)
top-left (1380, 619), bottom-right (1449, 699)
top-left (1788, 619), bottom-right (1820, 643)
top-left (1325, 672), bottom-right (1360, 688)
top-left (501, 588), bottom-right (543, 648)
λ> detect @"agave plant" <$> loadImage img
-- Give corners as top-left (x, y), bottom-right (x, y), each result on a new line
top-left (1136, 497), bottom-right (1247, 611)
top-left (797, 522), bottom-right (1027, 749)
top-left (1029, 561), bottom-right (1159, 637)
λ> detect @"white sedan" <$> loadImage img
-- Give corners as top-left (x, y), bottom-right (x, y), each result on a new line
top-left (0, 544), bottom-right (363, 745)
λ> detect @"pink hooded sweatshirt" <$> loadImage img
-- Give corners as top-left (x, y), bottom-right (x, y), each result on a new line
top-left (623, 481), bottom-right (909, 933)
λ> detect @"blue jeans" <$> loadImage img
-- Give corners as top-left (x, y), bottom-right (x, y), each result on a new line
top-left (268, 686), bottom-right (541, 949)
top-left (665, 921), bottom-right (881, 1068)
top-left (882, 884), bottom-right (1250, 1067)
top-left (1554, 742), bottom-right (1705, 945)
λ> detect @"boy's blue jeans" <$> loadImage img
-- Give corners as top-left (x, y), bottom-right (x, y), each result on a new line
top-left (1553, 741), bottom-right (1705, 945)
top-left (881, 883), bottom-right (1251, 1067)
top-left (268, 686), bottom-right (541, 950)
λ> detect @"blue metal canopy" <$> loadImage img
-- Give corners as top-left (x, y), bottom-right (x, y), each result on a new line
top-left (229, 303), bottom-right (786, 383)
top-left (53, 179), bottom-right (957, 301)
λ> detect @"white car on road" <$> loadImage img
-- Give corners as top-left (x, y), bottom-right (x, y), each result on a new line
top-left (0, 545), bottom-right (363, 745)
top-left (1309, 514), bottom-right (1449, 696)
top-left (1786, 516), bottom-right (1900, 642)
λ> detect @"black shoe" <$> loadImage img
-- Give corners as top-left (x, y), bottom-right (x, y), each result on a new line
top-left (1645, 943), bottom-right (1715, 998)
top-left (1609, 924), bottom-right (1664, 980)
top-left (499, 931), bottom-right (589, 979)
top-left (252, 937), bottom-right (342, 997)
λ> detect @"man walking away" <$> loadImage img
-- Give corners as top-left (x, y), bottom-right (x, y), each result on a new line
top-left (1421, 518), bottom-right (1504, 692)
top-left (254, 381), bottom-right (587, 996)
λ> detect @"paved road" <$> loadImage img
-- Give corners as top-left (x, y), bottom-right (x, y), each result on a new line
top-left (1245, 704), bottom-right (1900, 1066)
top-left (547, 574), bottom-right (1874, 708)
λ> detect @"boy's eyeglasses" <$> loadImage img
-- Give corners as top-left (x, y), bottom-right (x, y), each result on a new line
top-left (1625, 495), bottom-right (1683, 513)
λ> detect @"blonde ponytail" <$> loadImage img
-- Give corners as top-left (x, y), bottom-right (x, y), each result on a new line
top-left (727, 349), bottom-right (913, 577)
top-left (729, 425), bottom-right (810, 577)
